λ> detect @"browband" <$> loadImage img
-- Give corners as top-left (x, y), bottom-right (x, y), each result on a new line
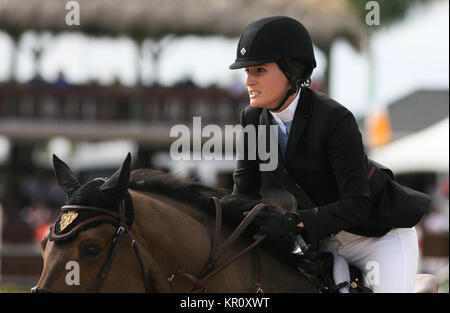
top-left (61, 205), bottom-right (121, 219)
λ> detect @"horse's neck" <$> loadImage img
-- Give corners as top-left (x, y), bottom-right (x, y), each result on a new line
top-left (128, 190), bottom-right (213, 275)
top-left (127, 190), bottom-right (318, 292)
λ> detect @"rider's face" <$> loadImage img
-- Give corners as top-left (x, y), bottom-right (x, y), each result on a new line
top-left (245, 62), bottom-right (290, 111)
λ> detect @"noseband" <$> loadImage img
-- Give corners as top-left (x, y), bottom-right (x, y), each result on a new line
top-left (31, 198), bottom-right (150, 293)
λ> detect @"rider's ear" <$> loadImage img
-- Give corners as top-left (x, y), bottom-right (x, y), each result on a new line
top-left (53, 154), bottom-right (81, 198)
top-left (100, 152), bottom-right (131, 201)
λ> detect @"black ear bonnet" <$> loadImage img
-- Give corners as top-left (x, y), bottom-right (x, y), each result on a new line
top-left (49, 179), bottom-right (134, 242)
top-left (49, 153), bottom-right (134, 242)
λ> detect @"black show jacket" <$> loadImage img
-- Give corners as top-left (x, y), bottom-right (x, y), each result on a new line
top-left (232, 87), bottom-right (431, 245)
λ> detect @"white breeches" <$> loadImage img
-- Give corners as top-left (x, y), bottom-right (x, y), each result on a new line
top-left (319, 227), bottom-right (419, 293)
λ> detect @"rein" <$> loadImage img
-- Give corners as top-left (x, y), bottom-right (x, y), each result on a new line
top-left (31, 200), bottom-right (150, 293)
top-left (167, 197), bottom-right (267, 293)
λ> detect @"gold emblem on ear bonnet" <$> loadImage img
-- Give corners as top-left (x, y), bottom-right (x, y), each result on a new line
top-left (60, 211), bottom-right (79, 231)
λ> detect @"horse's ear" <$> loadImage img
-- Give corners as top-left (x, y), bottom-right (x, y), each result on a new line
top-left (53, 154), bottom-right (81, 197)
top-left (100, 152), bottom-right (131, 201)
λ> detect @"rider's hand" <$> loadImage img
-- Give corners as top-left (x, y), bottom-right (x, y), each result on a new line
top-left (219, 194), bottom-right (261, 222)
top-left (255, 211), bottom-right (304, 240)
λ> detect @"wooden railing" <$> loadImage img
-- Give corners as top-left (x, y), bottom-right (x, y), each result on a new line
top-left (0, 83), bottom-right (247, 125)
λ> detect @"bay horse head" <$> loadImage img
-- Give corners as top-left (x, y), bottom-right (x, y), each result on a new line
top-left (33, 153), bottom-right (151, 292)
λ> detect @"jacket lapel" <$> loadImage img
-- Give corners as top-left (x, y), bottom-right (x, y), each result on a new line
top-left (284, 88), bottom-right (313, 164)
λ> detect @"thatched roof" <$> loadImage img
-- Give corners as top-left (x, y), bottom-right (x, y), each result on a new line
top-left (0, 0), bottom-right (364, 50)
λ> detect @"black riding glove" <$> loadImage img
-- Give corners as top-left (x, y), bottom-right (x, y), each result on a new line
top-left (220, 194), bottom-right (261, 222)
top-left (255, 211), bottom-right (304, 240)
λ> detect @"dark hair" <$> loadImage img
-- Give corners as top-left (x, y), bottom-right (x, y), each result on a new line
top-left (276, 58), bottom-right (313, 87)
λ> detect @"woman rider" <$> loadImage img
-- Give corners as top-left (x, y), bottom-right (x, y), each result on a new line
top-left (224, 16), bottom-right (431, 293)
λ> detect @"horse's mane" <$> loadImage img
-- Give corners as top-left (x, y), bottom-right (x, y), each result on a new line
top-left (129, 168), bottom-right (229, 212)
top-left (128, 168), bottom-right (284, 224)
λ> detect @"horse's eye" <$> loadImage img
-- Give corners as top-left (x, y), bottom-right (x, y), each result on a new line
top-left (80, 242), bottom-right (103, 258)
top-left (87, 245), bottom-right (101, 256)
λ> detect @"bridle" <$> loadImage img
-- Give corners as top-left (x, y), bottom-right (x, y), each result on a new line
top-left (31, 199), bottom-right (150, 293)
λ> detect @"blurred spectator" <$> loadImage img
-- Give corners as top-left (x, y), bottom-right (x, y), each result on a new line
top-left (53, 71), bottom-right (69, 90)
top-left (28, 73), bottom-right (45, 85)
top-left (20, 201), bottom-right (51, 228)
top-left (176, 75), bottom-right (196, 88)
top-left (20, 201), bottom-right (52, 242)
top-left (0, 172), bottom-right (63, 242)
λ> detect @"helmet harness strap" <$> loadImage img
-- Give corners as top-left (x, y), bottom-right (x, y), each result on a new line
top-left (270, 59), bottom-right (310, 112)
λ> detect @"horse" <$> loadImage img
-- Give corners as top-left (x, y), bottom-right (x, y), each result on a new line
top-left (32, 153), bottom-right (319, 293)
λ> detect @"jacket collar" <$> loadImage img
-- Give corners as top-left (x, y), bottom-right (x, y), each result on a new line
top-left (259, 87), bottom-right (313, 166)
top-left (269, 89), bottom-right (301, 125)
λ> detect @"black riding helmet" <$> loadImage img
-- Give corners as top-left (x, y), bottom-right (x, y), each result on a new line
top-left (230, 16), bottom-right (316, 111)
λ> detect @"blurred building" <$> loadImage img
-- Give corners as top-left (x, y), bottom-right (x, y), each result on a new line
top-left (357, 89), bottom-right (449, 139)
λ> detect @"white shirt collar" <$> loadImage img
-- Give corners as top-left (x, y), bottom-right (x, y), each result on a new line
top-left (270, 88), bottom-right (301, 126)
